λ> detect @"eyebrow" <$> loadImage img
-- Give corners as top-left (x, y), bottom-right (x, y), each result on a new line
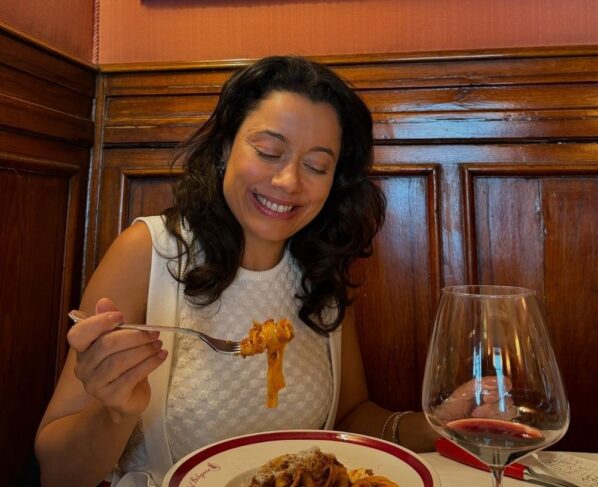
top-left (255, 130), bottom-right (336, 158)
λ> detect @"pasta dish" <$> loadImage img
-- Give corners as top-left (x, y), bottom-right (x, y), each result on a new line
top-left (240, 318), bottom-right (295, 408)
top-left (244, 446), bottom-right (399, 486)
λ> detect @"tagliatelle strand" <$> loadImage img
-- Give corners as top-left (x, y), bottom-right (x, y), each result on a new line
top-left (240, 318), bottom-right (295, 408)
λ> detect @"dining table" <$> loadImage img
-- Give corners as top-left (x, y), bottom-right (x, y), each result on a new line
top-left (420, 451), bottom-right (598, 487)
top-left (159, 429), bottom-right (598, 487)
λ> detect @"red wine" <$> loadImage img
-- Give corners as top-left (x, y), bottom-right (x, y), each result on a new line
top-left (446, 418), bottom-right (545, 466)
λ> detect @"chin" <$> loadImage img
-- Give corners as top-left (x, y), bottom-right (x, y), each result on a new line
top-left (251, 227), bottom-right (295, 245)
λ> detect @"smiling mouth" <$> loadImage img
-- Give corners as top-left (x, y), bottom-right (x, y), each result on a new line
top-left (254, 193), bottom-right (296, 214)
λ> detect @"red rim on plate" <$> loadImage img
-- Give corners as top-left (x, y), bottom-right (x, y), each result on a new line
top-left (169, 430), bottom-right (435, 486)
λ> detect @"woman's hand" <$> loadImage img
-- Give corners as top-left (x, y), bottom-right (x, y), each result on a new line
top-left (66, 297), bottom-right (167, 423)
top-left (436, 376), bottom-right (517, 422)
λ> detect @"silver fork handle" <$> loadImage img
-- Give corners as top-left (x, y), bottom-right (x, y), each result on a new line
top-left (118, 323), bottom-right (205, 339)
top-left (68, 310), bottom-right (241, 354)
top-left (69, 311), bottom-right (194, 338)
top-left (119, 324), bottom-right (240, 354)
top-left (69, 311), bottom-right (193, 337)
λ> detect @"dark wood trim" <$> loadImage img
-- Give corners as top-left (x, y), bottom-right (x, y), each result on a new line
top-left (84, 75), bottom-right (107, 288)
top-left (0, 20), bottom-right (97, 71)
top-left (99, 45), bottom-right (598, 73)
top-left (0, 152), bottom-right (81, 174)
top-left (0, 94), bottom-right (94, 145)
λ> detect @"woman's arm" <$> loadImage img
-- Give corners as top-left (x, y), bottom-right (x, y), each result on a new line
top-left (34, 222), bottom-right (166, 486)
top-left (334, 308), bottom-right (438, 453)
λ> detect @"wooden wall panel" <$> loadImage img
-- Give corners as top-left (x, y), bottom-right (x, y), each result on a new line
top-left (354, 168), bottom-right (441, 412)
top-left (91, 149), bottom-right (178, 263)
top-left (463, 166), bottom-right (598, 450)
top-left (90, 48), bottom-right (598, 451)
top-left (472, 176), bottom-right (545, 287)
top-left (0, 26), bottom-right (96, 485)
top-left (543, 178), bottom-right (598, 452)
top-left (0, 166), bottom-right (68, 468)
top-left (124, 173), bottom-right (177, 228)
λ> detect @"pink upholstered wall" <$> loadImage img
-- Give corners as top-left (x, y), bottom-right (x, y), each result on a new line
top-left (98, 0), bottom-right (598, 64)
top-left (2, 0), bottom-right (597, 65)
top-left (0, 0), bottom-right (94, 62)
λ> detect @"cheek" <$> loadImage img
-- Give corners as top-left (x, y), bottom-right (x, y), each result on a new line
top-left (226, 157), bottom-right (268, 187)
top-left (222, 162), bottom-right (265, 212)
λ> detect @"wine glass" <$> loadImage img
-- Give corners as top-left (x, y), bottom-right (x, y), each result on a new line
top-left (422, 285), bottom-right (569, 487)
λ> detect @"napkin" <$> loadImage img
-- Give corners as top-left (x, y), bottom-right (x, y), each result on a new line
top-left (533, 452), bottom-right (598, 487)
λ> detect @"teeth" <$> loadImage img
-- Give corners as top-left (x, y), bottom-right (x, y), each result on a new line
top-left (256, 194), bottom-right (293, 213)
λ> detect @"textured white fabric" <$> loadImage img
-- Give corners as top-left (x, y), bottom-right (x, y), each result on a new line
top-left (167, 249), bottom-right (333, 462)
top-left (114, 215), bottom-right (341, 486)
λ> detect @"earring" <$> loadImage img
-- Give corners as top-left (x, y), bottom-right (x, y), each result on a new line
top-left (217, 159), bottom-right (226, 177)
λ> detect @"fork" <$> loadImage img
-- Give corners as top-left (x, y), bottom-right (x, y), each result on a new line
top-left (68, 310), bottom-right (241, 355)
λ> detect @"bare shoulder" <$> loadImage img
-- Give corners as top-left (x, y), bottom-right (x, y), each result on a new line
top-left (80, 221), bottom-right (153, 322)
top-left (109, 220), bottom-right (153, 257)
top-left (92, 220), bottom-right (152, 279)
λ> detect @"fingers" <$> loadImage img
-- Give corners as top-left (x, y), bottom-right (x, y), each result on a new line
top-left (479, 376), bottom-right (513, 405)
top-left (74, 329), bottom-right (162, 383)
top-left (482, 389), bottom-right (507, 404)
top-left (451, 375), bottom-right (513, 402)
top-left (73, 332), bottom-right (168, 420)
top-left (67, 311), bottom-right (124, 352)
top-left (97, 350), bottom-right (168, 409)
top-left (472, 398), bottom-right (517, 419)
top-left (66, 298), bottom-right (170, 420)
top-left (474, 375), bottom-right (516, 418)
top-left (76, 328), bottom-right (160, 371)
top-left (479, 375), bottom-right (513, 392)
top-left (436, 395), bottom-right (473, 422)
top-left (95, 297), bottom-right (120, 315)
top-left (438, 375), bottom-right (516, 422)
top-left (79, 340), bottom-right (166, 398)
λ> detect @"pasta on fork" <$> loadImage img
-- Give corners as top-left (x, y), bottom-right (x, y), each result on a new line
top-left (240, 318), bottom-right (295, 408)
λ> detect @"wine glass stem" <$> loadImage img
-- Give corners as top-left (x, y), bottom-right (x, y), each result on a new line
top-left (489, 466), bottom-right (505, 487)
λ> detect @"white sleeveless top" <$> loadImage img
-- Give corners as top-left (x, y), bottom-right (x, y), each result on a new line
top-left (114, 216), bottom-right (342, 486)
top-left (166, 247), bottom-right (333, 460)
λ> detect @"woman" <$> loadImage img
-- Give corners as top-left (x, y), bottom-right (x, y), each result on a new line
top-left (34, 56), bottom-right (438, 487)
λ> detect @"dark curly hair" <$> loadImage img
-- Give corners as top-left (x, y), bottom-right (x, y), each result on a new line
top-left (164, 55), bottom-right (385, 335)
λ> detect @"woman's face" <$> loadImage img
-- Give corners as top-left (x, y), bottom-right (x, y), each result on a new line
top-left (223, 90), bottom-right (341, 267)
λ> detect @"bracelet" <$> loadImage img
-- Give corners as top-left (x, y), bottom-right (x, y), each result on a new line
top-left (391, 410), bottom-right (414, 445)
top-left (380, 412), bottom-right (400, 441)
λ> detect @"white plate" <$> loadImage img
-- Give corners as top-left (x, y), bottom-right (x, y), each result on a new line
top-left (163, 429), bottom-right (441, 487)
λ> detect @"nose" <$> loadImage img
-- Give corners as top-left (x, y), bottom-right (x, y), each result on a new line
top-left (271, 161), bottom-right (301, 193)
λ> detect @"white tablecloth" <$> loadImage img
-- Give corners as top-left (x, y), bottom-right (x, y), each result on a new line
top-left (419, 452), bottom-right (598, 487)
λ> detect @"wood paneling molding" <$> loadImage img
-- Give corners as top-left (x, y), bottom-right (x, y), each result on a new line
top-left (100, 50), bottom-right (598, 146)
top-left (99, 45), bottom-right (598, 73)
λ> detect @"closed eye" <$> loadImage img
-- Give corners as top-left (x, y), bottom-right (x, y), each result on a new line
top-left (303, 162), bottom-right (328, 175)
top-left (255, 148), bottom-right (282, 161)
